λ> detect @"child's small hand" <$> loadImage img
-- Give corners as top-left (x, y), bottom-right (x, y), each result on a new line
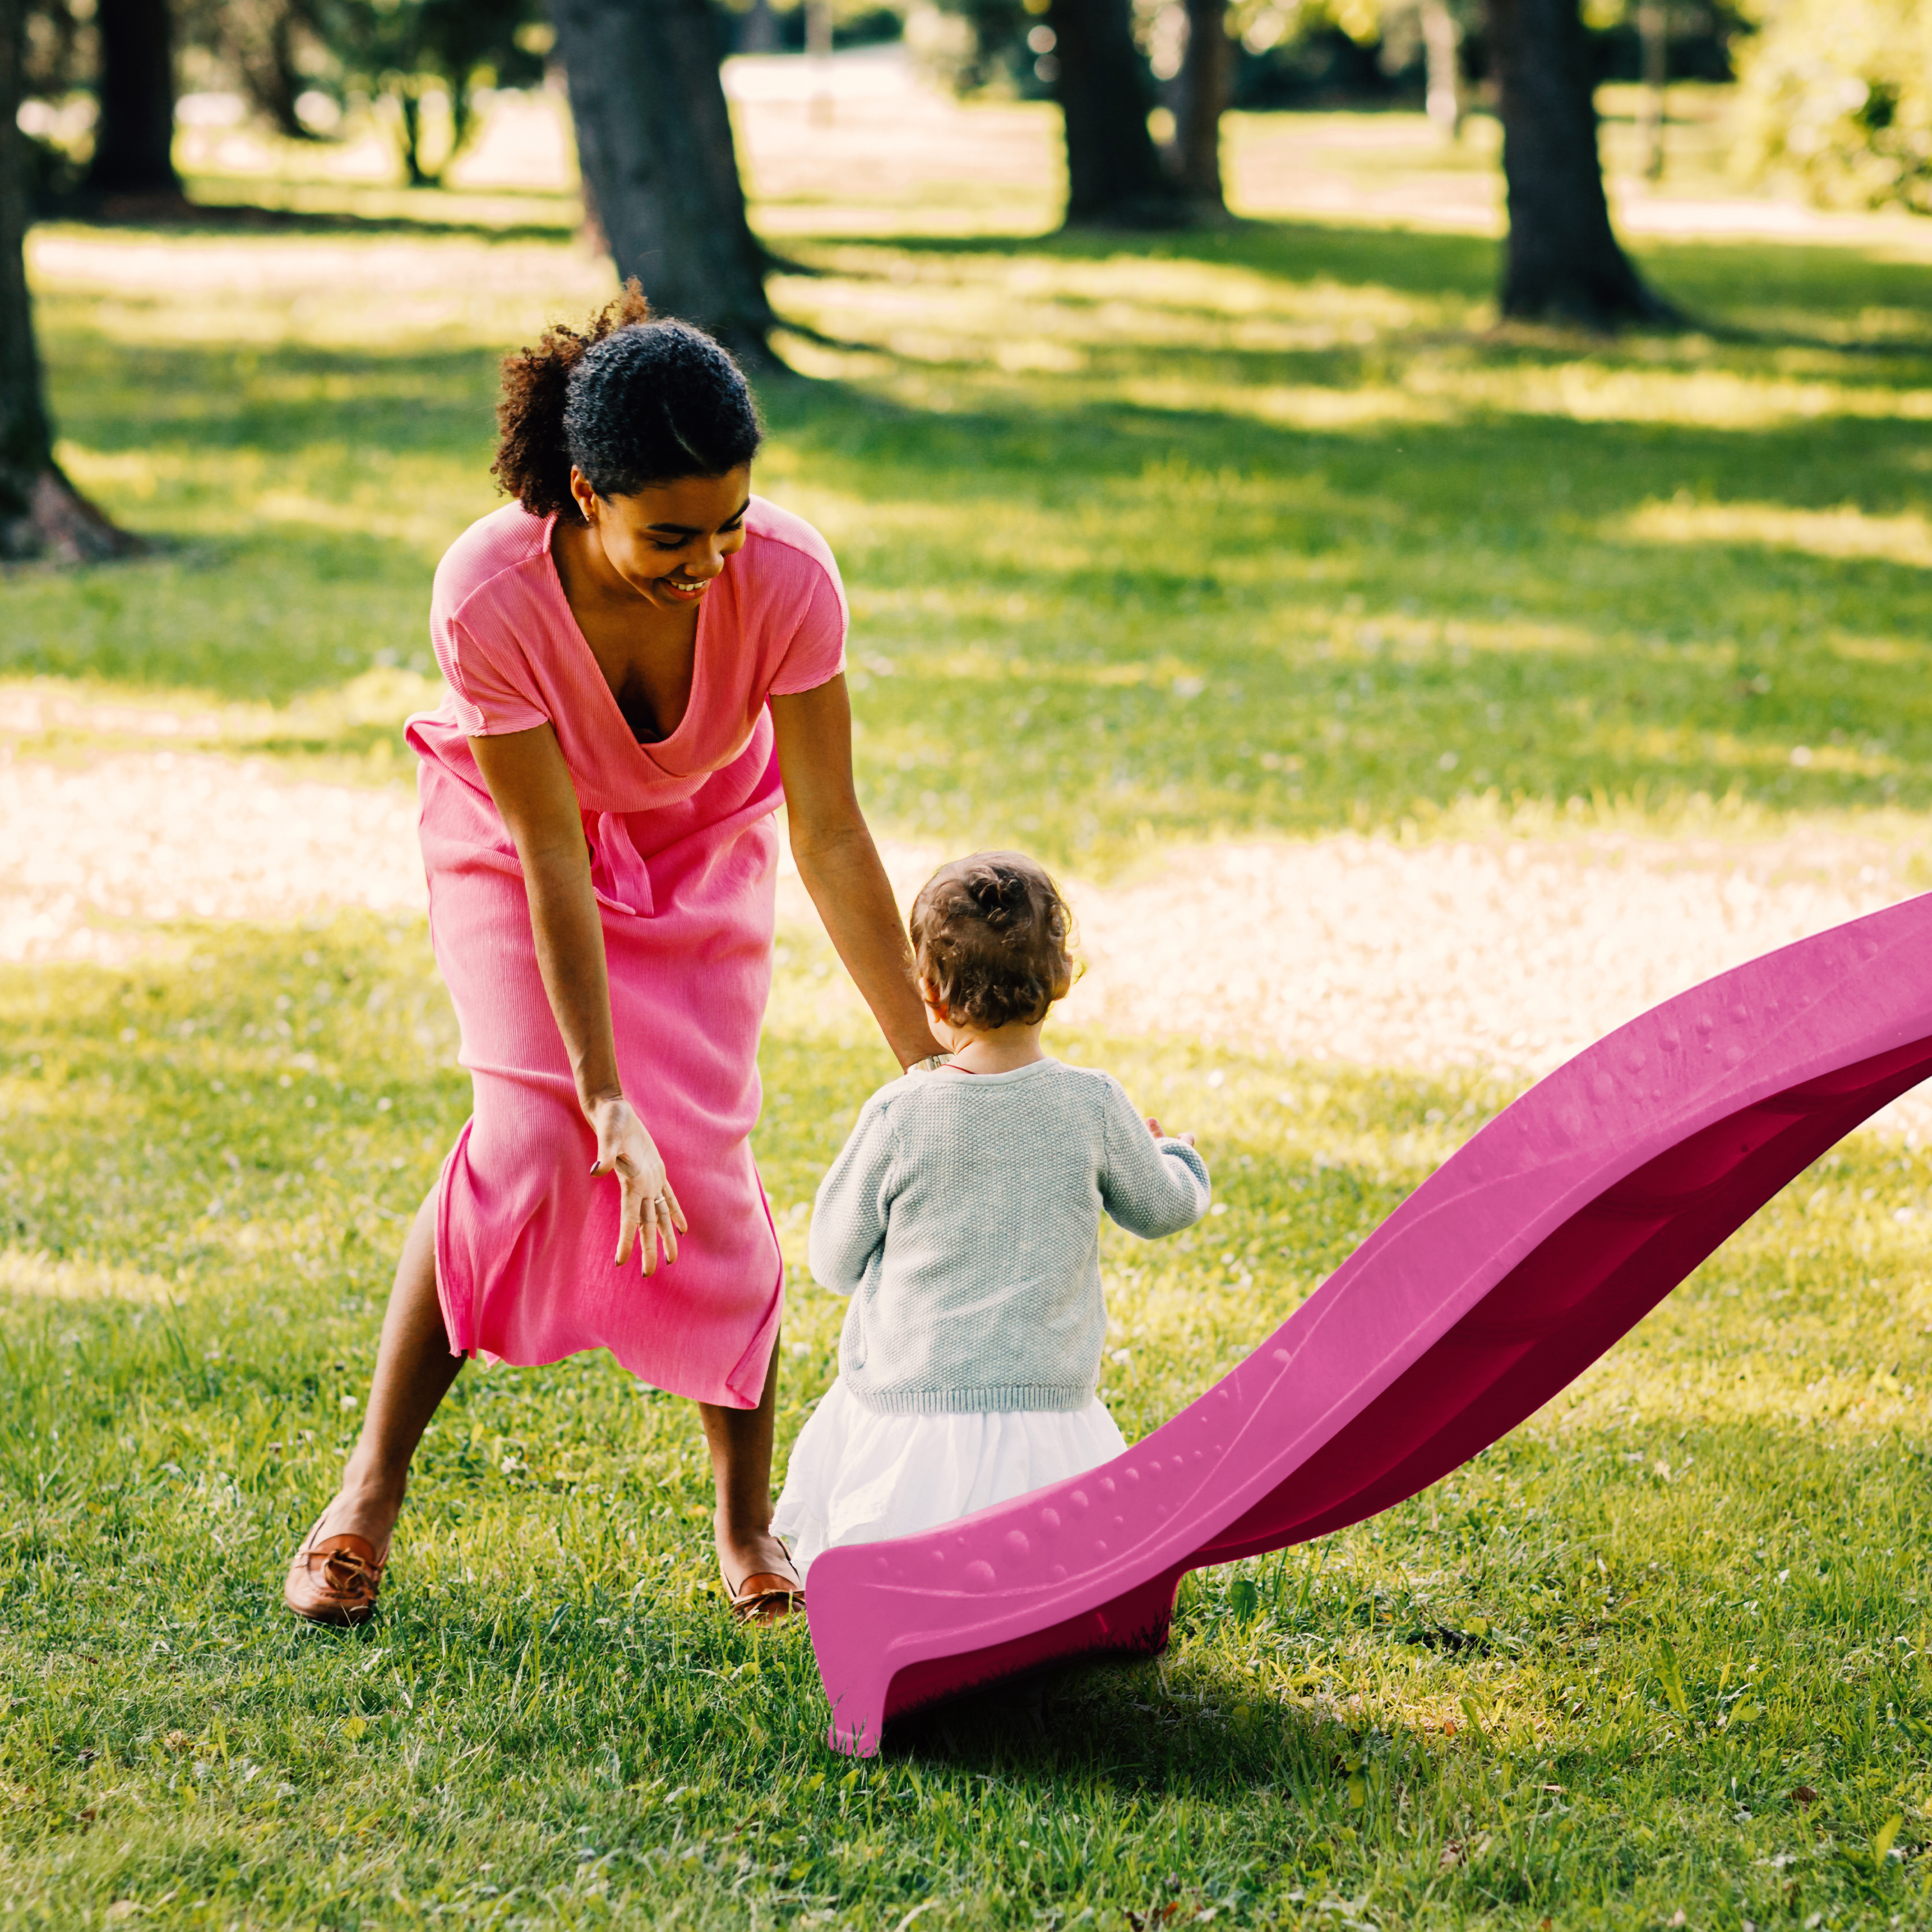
top-left (1146, 1117), bottom-right (1197, 1147)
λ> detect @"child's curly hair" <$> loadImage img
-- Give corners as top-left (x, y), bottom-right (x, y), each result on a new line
top-left (491, 281), bottom-right (763, 520)
top-left (910, 852), bottom-right (1077, 1033)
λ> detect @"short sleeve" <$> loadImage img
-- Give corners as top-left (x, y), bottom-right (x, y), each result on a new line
top-left (765, 556), bottom-right (849, 698)
top-left (434, 611), bottom-right (550, 738)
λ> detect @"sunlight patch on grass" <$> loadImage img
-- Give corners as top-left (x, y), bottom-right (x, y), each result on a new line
top-left (1410, 356), bottom-right (1932, 427)
top-left (0, 1247), bottom-right (182, 1305)
top-left (1622, 497), bottom-right (1932, 569)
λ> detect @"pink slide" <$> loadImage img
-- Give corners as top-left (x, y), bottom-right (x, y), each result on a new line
top-left (804, 893), bottom-right (1932, 1755)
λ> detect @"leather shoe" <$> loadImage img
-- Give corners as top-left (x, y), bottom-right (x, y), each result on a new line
top-left (284, 1512), bottom-right (388, 1625)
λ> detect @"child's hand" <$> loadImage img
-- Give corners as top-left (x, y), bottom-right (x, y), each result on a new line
top-left (1146, 1117), bottom-right (1197, 1147)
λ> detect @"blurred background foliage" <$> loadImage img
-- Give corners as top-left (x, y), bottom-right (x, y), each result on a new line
top-left (1732, 0), bottom-right (1932, 214)
top-left (23, 0), bottom-right (1932, 218)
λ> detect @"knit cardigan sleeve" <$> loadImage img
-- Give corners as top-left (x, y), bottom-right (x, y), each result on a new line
top-left (806, 1088), bottom-right (900, 1294)
top-left (1097, 1075), bottom-right (1213, 1238)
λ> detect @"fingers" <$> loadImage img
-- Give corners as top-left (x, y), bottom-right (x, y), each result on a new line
top-left (1146, 1116), bottom-right (1163, 1139)
top-left (639, 1187), bottom-right (660, 1276)
top-left (587, 1109), bottom-right (688, 1276)
top-left (614, 1162), bottom-right (644, 1267)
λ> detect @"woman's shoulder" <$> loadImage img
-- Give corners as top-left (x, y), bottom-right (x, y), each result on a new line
top-left (433, 501), bottom-right (553, 621)
top-left (741, 495), bottom-right (843, 595)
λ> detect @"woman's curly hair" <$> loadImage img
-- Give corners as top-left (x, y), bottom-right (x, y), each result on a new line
top-left (491, 282), bottom-right (763, 519)
top-left (910, 852), bottom-right (1078, 1034)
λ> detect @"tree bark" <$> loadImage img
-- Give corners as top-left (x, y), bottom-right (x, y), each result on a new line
top-left (1488, 0), bottom-right (1676, 326)
top-left (1170, 0), bottom-right (1230, 214)
top-left (547, 0), bottom-right (774, 364)
top-left (1049, 0), bottom-right (1186, 227)
top-left (2, 0), bottom-right (135, 559)
top-left (85, 0), bottom-right (182, 198)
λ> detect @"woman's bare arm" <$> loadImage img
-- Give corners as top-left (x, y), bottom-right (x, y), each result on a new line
top-left (770, 677), bottom-right (945, 1070)
top-left (468, 724), bottom-right (687, 1271)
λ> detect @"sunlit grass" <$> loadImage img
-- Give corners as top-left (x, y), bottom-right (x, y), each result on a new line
top-left (8, 196), bottom-right (1931, 869)
top-left (8, 920), bottom-right (1932, 1926)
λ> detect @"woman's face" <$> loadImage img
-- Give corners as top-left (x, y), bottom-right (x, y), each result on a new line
top-left (572, 464), bottom-right (752, 612)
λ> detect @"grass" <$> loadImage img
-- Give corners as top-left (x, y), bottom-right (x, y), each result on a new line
top-left (8, 919), bottom-right (1932, 1927)
top-left (10, 176), bottom-right (1932, 869)
top-left (8, 86), bottom-right (1932, 1929)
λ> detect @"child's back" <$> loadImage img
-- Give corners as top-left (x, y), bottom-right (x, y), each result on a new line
top-left (774, 851), bottom-right (1211, 1578)
top-left (811, 1059), bottom-right (1208, 1416)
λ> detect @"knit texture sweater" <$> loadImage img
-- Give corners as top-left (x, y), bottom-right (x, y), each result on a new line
top-left (807, 1059), bottom-right (1213, 1415)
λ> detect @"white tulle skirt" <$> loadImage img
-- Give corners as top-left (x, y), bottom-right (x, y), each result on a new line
top-left (772, 1378), bottom-right (1128, 1577)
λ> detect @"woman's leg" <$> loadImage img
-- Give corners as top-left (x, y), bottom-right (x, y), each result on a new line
top-left (312, 1188), bottom-right (464, 1551)
top-left (699, 1334), bottom-right (800, 1595)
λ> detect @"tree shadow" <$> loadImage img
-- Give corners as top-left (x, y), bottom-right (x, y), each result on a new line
top-left (788, 217), bottom-right (1932, 355)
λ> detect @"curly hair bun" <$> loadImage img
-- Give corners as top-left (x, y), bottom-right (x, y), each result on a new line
top-left (911, 851), bottom-right (1078, 1033)
top-left (491, 281), bottom-right (764, 520)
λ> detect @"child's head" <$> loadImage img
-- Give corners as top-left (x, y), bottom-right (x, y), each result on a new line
top-left (909, 851), bottom-right (1076, 1036)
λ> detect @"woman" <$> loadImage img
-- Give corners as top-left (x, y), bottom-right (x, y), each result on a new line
top-left (283, 289), bottom-right (941, 1626)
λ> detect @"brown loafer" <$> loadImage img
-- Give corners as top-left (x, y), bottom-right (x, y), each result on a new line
top-left (284, 1513), bottom-right (388, 1626)
top-left (723, 1540), bottom-right (805, 1625)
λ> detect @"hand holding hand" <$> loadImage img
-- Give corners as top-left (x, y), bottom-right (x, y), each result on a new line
top-left (588, 1095), bottom-right (688, 1273)
top-left (1146, 1117), bottom-right (1198, 1147)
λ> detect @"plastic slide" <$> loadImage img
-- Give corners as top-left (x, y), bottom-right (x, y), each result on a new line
top-left (804, 893), bottom-right (1932, 1756)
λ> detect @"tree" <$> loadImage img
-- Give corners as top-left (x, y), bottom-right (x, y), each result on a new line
top-left (546, 0), bottom-right (775, 361)
top-left (84, 0), bottom-right (181, 197)
top-left (1048, 0), bottom-right (1189, 225)
top-left (1169, 0), bottom-right (1232, 213)
top-left (206, 0), bottom-right (321, 143)
top-left (2, 0), bottom-right (134, 557)
top-left (320, 0), bottom-right (544, 187)
top-left (1487, 0), bottom-right (1677, 325)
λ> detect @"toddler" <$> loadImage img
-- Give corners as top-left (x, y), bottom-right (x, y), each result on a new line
top-left (772, 851), bottom-right (1212, 1576)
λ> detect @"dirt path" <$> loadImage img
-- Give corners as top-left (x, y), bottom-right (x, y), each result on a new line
top-left (5, 746), bottom-right (1924, 1127)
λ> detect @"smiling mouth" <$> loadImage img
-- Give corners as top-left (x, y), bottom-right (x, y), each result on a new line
top-left (661, 578), bottom-right (708, 598)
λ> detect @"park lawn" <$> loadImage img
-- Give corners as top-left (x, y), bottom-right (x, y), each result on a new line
top-left (4, 172), bottom-right (1931, 869)
top-left (6, 916), bottom-right (1932, 1929)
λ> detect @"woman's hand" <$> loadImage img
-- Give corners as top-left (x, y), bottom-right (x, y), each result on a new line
top-left (588, 1095), bottom-right (688, 1273)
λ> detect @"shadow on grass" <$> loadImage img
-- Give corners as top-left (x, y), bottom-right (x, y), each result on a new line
top-left (844, 216), bottom-right (1932, 347)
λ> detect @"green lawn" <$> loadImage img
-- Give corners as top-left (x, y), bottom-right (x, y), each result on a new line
top-left (8, 920), bottom-right (1932, 1927)
top-left (8, 95), bottom-right (1932, 1930)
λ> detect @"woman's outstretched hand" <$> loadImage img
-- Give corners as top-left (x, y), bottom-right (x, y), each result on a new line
top-left (588, 1095), bottom-right (688, 1273)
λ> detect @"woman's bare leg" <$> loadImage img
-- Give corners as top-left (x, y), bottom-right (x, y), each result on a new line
top-left (699, 1336), bottom-right (799, 1596)
top-left (312, 1189), bottom-right (464, 1552)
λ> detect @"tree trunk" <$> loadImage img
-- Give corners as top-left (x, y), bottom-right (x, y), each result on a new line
top-left (547, 0), bottom-right (773, 364)
top-left (230, 0), bottom-right (315, 142)
top-left (1, 0), bottom-right (135, 559)
top-left (1487, 0), bottom-right (1676, 326)
top-left (84, 0), bottom-right (181, 198)
top-left (1170, 0), bottom-right (1230, 214)
top-left (1049, 0), bottom-right (1186, 227)
top-left (1421, 0), bottom-right (1463, 140)
top-left (1636, 0), bottom-right (1667, 180)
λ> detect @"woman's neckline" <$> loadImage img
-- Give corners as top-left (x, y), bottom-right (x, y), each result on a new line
top-left (540, 509), bottom-right (714, 755)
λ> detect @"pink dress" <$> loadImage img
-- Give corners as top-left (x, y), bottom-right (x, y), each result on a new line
top-left (404, 497), bottom-right (847, 1409)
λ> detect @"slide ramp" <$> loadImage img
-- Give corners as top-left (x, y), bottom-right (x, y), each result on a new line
top-left (806, 892), bottom-right (1932, 1754)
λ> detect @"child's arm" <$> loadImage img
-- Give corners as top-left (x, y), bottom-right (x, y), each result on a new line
top-left (1098, 1077), bottom-right (1212, 1238)
top-left (806, 1094), bottom-right (899, 1294)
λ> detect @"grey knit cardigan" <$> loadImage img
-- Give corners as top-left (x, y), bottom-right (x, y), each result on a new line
top-left (806, 1059), bottom-right (1213, 1415)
